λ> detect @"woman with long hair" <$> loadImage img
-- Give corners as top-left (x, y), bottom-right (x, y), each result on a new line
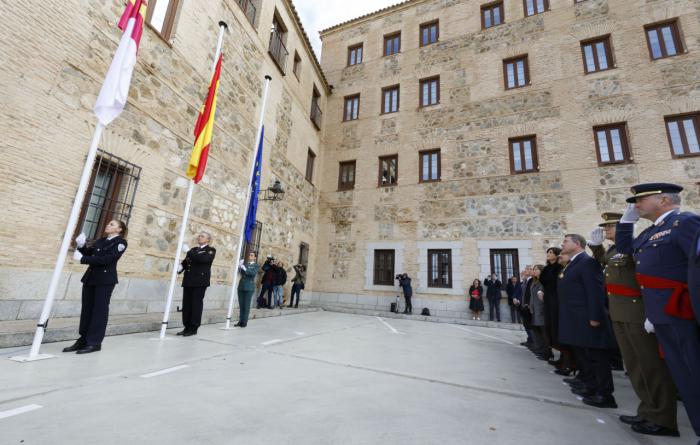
top-left (529, 264), bottom-right (550, 360)
top-left (468, 279), bottom-right (484, 320)
top-left (540, 247), bottom-right (562, 363)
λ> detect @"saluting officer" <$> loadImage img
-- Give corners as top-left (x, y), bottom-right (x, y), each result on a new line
top-left (235, 251), bottom-right (260, 327)
top-left (63, 220), bottom-right (128, 354)
top-left (616, 183), bottom-right (700, 441)
top-left (177, 232), bottom-right (216, 336)
top-left (589, 212), bottom-right (678, 437)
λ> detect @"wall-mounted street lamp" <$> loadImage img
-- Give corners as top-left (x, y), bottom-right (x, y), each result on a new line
top-left (262, 179), bottom-right (285, 201)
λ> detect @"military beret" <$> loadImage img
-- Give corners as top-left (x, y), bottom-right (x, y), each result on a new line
top-left (598, 212), bottom-right (623, 227)
top-left (626, 183), bottom-right (683, 203)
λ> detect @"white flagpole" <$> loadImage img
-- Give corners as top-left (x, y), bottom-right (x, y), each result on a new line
top-left (10, 124), bottom-right (106, 362)
top-left (158, 21), bottom-right (227, 339)
top-left (223, 75), bottom-right (272, 330)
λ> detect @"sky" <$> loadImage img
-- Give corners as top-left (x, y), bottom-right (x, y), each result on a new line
top-left (294, 0), bottom-right (402, 58)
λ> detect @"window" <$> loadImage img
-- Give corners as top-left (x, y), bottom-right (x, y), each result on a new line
top-left (305, 148), bottom-right (316, 183)
top-left (523, 0), bottom-right (548, 16)
top-left (235, 0), bottom-right (257, 27)
top-left (373, 250), bottom-right (395, 285)
top-left (384, 32), bottom-right (401, 56)
top-left (292, 51), bottom-right (301, 79)
top-left (665, 113), bottom-right (700, 158)
top-left (490, 249), bottom-right (520, 285)
top-left (503, 55), bottom-right (529, 89)
top-left (310, 86), bottom-right (322, 130)
top-left (382, 85), bottom-right (400, 114)
top-left (645, 20), bottom-right (683, 60)
top-left (298, 242), bottom-right (309, 269)
top-left (269, 13), bottom-right (289, 73)
top-left (348, 44), bottom-right (363, 66)
top-left (338, 161), bottom-right (356, 190)
top-left (481, 1), bottom-right (504, 29)
top-left (581, 36), bottom-right (613, 74)
top-left (242, 220), bottom-right (263, 259)
top-left (420, 21), bottom-right (439, 46)
top-left (428, 250), bottom-right (452, 288)
top-left (420, 76), bottom-right (440, 107)
top-left (76, 150), bottom-right (141, 240)
top-left (146, 0), bottom-right (181, 42)
top-left (419, 149), bottom-right (441, 183)
top-left (509, 136), bottom-right (539, 173)
top-left (343, 95), bottom-right (360, 121)
top-left (378, 155), bottom-right (398, 187)
top-left (593, 123), bottom-right (631, 165)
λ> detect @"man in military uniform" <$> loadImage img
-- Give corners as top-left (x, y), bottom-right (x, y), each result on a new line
top-left (616, 183), bottom-right (700, 442)
top-left (589, 212), bottom-right (678, 436)
top-left (236, 251), bottom-right (260, 327)
top-left (177, 232), bottom-right (216, 336)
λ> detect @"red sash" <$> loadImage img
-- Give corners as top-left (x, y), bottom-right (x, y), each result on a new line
top-left (635, 273), bottom-right (694, 320)
top-left (605, 283), bottom-right (641, 298)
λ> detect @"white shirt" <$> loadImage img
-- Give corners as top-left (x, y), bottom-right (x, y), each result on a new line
top-left (654, 209), bottom-right (677, 226)
top-left (107, 234), bottom-right (118, 240)
top-left (569, 251), bottom-right (585, 263)
top-left (198, 244), bottom-right (208, 249)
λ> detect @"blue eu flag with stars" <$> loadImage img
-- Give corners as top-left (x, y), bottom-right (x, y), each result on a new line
top-left (244, 126), bottom-right (263, 243)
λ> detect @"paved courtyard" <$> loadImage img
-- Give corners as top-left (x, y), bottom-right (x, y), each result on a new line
top-left (0, 311), bottom-right (693, 444)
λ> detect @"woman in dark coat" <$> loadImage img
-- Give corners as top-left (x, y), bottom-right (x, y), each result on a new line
top-left (468, 279), bottom-right (484, 320)
top-left (541, 248), bottom-right (574, 373)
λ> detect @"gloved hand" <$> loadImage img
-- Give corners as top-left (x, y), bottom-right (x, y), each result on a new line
top-left (177, 264), bottom-right (184, 274)
top-left (589, 227), bottom-right (604, 246)
top-left (75, 233), bottom-right (86, 248)
top-left (620, 203), bottom-right (640, 224)
top-left (182, 244), bottom-right (190, 253)
top-left (239, 259), bottom-right (247, 272)
top-left (72, 250), bottom-right (83, 261)
top-left (644, 318), bottom-right (655, 334)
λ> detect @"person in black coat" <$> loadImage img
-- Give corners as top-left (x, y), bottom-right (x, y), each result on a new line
top-left (468, 279), bottom-right (484, 320)
top-left (399, 274), bottom-right (413, 314)
top-left (177, 232), bottom-right (216, 336)
top-left (63, 220), bottom-right (128, 354)
top-left (505, 276), bottom-right (521, 323)
top-left (484, 273), bottom-right (502, 322)
top-left (258, 256), bottom-right (275, 308)
top-left (558, 234), bottom-right (617, 409)
top-left (540, 247), bottom-right (563, 364)
top-left (272, 260), bottom-right (287, 309)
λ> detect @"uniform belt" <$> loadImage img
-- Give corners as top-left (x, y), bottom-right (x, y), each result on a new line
top-left (605, 283), bottom-right (641, 298)
top-left (635, 273), bottom-right (694, 320)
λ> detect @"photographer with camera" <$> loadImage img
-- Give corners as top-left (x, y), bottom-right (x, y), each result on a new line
top-left (289, 264), bottom-right (306, 308)
top-left (397, 273), bottom-right (412, 314)
top-left (257, 255), bottom-right (275, 309)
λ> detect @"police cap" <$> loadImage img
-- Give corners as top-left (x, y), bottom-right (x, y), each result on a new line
top-left (598, 212), bottom-right (623, 227)
top-left (626, 183), bottom-right (683, 203)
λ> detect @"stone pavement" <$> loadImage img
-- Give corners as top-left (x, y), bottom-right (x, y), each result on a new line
top-left (0, 311), bottom-right (694, 444)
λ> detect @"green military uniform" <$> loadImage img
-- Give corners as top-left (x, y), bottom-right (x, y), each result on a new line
top-left (236, 261), bottom-right (260, 327)
top-left (590, 212), bottom-right (677, 430)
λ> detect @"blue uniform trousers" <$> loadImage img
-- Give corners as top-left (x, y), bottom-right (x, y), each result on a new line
top-left (79, 284), bottom-right (115, 346)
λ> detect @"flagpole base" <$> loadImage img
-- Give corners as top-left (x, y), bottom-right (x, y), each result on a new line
top-left (149, 337), bottom-right (174, 341)
top-left (8, 353), bottom-right (55, 363)
top-left (219, 326), bottom-right (238, 330)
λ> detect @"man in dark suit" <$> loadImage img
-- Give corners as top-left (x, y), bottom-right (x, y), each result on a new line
top-left (513, 266), bottom-right (533, 347)
top-left (558, 233), bottom-right (617, 408)
top-left (177, 232), bottom-right (216, 336)
top-left (484, 273), bottom-right (502, 322)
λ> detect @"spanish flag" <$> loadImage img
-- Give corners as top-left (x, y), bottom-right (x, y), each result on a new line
top-left (187, 54), bottom-right (223, 183)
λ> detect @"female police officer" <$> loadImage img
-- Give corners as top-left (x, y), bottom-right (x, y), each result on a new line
top-left (63, 220), bottom-right (128, 354)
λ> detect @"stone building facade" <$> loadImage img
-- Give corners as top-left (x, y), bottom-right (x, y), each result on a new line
top-left (312, 0), bottom-right (700, 318)
top-left (0, 0), bottom-right (328, 321)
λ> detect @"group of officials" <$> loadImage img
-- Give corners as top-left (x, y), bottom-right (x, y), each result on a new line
top-left (517, 183), bottom-right (699, 441)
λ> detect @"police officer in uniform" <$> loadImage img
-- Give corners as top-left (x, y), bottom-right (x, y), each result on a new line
top-left (235, 251), bottom-right (260, 327)
top-left (177, 232), bottom-right (216, 336)
top-left (63, 220), bottom-right (128, 354)
top-left (616, 183), bottom-right (700, 442)
top-left (590, 212), bottom-right (678, 436)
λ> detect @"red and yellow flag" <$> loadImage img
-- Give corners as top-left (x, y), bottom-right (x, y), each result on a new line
top-left (187, 54), bottom-right (223, 184)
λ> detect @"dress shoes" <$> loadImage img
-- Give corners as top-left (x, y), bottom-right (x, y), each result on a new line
top-left (233, 322), bottom-right (243, 327)
top-left (176, 329), bottom-right (188, 335)
top-left (554, 368), bottom-right (574, 376)
top-left (571, 387), bottom-right (593, 397)
top-left (619, 415), bottom-right (645, 425)
top-left (182, 331), bottom-right (197, 337)
top-left (548, 358), bottom-right (561, 367)
top-left (563, 377), bottom-right (582, 385)
top-left (582, 395), bottom-right (617, 409)
top-left (76, 345), bottom-right (101, 354)
top-left (62, 341), bottom-right (86, 353)
top-left (631, 422), bottom-right (679, 437)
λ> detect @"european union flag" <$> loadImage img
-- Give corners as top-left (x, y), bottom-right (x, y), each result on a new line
top-left (244, 126), bottom-right (263, 243)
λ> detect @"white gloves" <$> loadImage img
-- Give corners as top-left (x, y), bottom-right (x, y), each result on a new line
top-left (644, 319), bottom-right (655, 334)
top-left (182, 244), bottom-right (190, 253)
top-left (75, 233), bottom-right (86, 248)
top-left (588, 227), bottom-right (604, 246)
top-left (239, 259), bottom-right (246, 271)
top-left (177, 264), bottom-right (184, 274)
top-left (620, 203), bottom-right (640, 224)
top-left (72, 250), bottom-right (83, 261)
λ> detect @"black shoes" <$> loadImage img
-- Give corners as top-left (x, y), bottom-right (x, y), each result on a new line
top-left (176, 329), bottom-right (188, 335)
top-left (563, 377), bottom-right (582, 385)
top-left (554, 367), bottom-right (575, 376)
top-left (62, 341), bottom-right (86, 353)
top-left (631, 422), bottom-right (679, 437)
top-left (76, 345), bottom-right (101, 354)
top-left (582, 395), bottom-right (618, 409)
top-left (619, 415), bottom-right (645, 425)
top-left (234, 322), bottom-right (247, 328)
top-left (182, 330), bottom-right (197, 337)
top-left (571, 387), bottom-right (593, 397)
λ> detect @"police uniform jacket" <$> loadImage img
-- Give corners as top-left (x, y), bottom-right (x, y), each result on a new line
top-left (557, 252), bottom-right (616, 349)
top-left (689, 229), bottom-right (700, 325)
top-left (78, 236), bottom-right (128, 286)
top-left (237, 262), bottom-right (260, 292)
top-left (181, 245), bottom-right (216, 288)
top-left (616, 210), bottom-right (700, 325)
top-left (590, 244), bottom-right (644, 324)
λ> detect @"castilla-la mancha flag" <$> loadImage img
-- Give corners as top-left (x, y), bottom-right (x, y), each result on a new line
top-left (186, 54), bottom-right (223, 184)
top-left (93, 0), bottom-right (147, 126)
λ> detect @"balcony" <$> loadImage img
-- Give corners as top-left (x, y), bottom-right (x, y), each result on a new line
top-left (310, 100), bottom-right (322, 130)
top-left (236, 0), bottom-right (257, 26)
top-left (268, 30), bottom-right (288, 74)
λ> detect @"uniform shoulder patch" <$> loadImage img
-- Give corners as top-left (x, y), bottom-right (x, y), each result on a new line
top-left (208, 249), bottom-right (214, 255)
top-left (118, 243), bottom-right (126, 252)
top-left (673, 220), bottom-right (680, 227)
